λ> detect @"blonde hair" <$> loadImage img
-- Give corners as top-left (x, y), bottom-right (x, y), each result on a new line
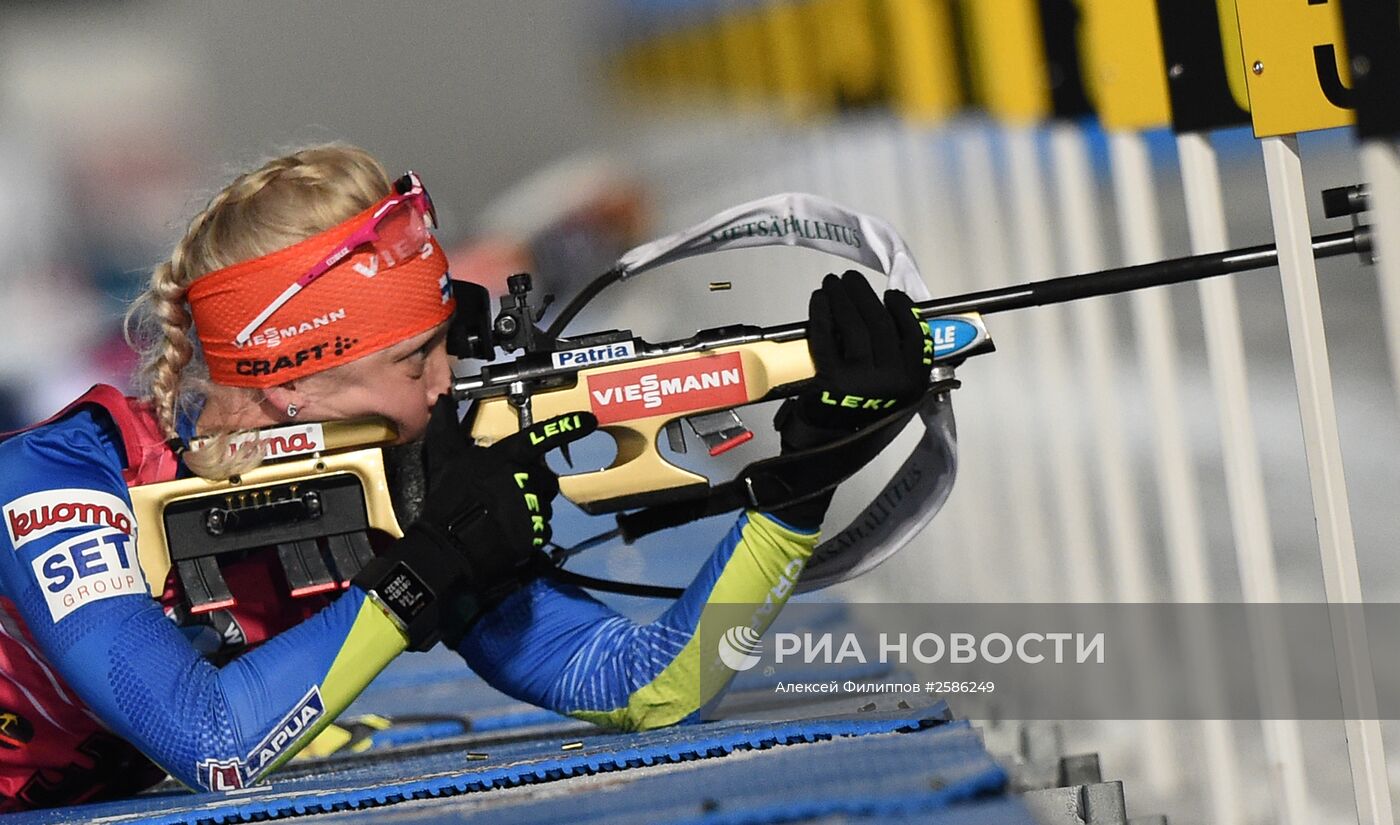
top-left (125, 144), bottom-right (392, 479)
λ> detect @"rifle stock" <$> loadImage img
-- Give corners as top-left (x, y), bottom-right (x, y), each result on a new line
top-left (464, 313), bottom-right (991, 513)
top-left (128, 419), bottom-right (402, 606)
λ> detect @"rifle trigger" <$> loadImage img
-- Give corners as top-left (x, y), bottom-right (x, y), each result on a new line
top-left (686, 410), bottom-right (753, 457)
top-left (664, 420), bottom-right (687, 454)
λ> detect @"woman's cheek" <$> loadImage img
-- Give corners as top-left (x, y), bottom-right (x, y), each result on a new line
top-left (395, 401), bottom-right (434, 443)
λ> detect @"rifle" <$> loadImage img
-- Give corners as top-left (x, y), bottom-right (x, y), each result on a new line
top-left (130, 189), bottom-right (1371, 610)
top-left (455, 190), bottom-right (1371, 515)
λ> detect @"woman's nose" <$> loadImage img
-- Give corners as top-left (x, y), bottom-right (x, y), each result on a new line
top-left (424, 347), bottom-right (453, 404)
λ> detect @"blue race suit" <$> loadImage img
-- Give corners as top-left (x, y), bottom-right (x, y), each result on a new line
top-left (0, 386), bottom-right (819, 809)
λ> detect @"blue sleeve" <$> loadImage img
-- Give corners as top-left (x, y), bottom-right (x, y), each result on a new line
top-left (0, 410), bottom-right (405, 791)
top-left (455, 509), bottom-right (820, 731)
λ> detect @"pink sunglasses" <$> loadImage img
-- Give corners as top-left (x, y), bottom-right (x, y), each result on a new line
top-left (234, 172), bottom-right (438, 347)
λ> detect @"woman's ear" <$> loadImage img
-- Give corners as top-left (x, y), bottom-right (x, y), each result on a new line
top-left (260, 382), bottom-right (306, 422)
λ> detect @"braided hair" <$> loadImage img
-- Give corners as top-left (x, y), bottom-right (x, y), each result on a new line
top-left (124, 144), bottom-right (391, 479)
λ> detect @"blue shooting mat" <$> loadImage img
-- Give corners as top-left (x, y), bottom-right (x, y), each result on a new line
top-left (301, 718), bottom-right (1029, 825)
top-left (6, 707), bottom-right (1018, 824)
top-left (10, 616), bottom-right (1027, 824)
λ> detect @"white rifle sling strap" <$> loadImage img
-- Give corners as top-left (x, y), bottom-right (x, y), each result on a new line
top-left (612, 192), bottom-right (957, 591)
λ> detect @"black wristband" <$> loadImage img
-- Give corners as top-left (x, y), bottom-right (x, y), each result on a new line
top-left (358, 557), bottom-right (437, 649)
top-left (353, 523), bottom-right (462, 651)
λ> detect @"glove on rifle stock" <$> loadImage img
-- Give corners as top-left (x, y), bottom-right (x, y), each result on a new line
top-left (355, 394), bottom-right (597, 649)
top-left (772, 271), bottom-right (932, 529)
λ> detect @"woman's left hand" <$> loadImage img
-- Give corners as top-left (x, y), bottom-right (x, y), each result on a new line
top-left (765, 271), bottom-right (931, 530)
top-left (776, 270), bottom-right (932, 451)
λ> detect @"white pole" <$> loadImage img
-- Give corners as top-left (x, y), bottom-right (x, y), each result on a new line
top-left (894, 125), bottom-right (942, 268)
top-left (955, 122), bottom-right (1058, 602)
top-left (1177, 130), bottom-right (1310, 825)
top-left (1358, 140), bottom-right (1400, 418)
top-left (899, 124), bottom-right (1003, 601)
top-left (1105, 131), bottom-right (1211, 602)
top-left (1003, 125), bottom-right (1103, 605)
top-left (835, 114), bottom-right (948, 603)
top-left (1106, 128), bottom-right (1223, 800)
top-left (1047, 124), bottom-right (1174, 798)
top-left (1259, 134), bottom-right (1392, 825)
top-left (1046, 125), bottom-right (1155, 604)
top-left (801, 122), bottom-right (840, 201)
top-left (865, 116), bottom-right (911, 223)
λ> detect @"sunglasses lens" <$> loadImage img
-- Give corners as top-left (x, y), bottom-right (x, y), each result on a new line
top-left (419, 189), bottom-right (438, 229)
top-left (394, 172), bottom-right (436, 229)
top-left (372, 200), bottom-right (432, 266)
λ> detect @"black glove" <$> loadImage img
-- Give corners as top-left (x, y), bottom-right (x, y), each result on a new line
top-left (769, 271), bottom-right (931, 529)
top-left (354, 395), bottom-right (597, 650)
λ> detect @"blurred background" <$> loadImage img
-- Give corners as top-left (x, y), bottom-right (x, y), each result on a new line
top-left (3, 2), bottom-right (1399, 824)
top-left (0, 0), bottom-right (621, 421)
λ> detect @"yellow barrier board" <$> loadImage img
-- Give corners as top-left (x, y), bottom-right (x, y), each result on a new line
top-left (678, 25), bottom-right (725, 103)
top-left (1233, 0), bottom-right (1356, 136)
top-left (1076, 0), bottom-right (1171, 131)
top-left (763, 0), bottom-right (821, 119)
top-left (1216, 0), bottom-right (1251, 115)
top-left (649, 32), bottom-right (690, 107)
top-left (883, 0), bottom-right (962, 124)
top-left (811, 0), bottom-right (884, 109)
top-left (958, 0), bottom-right (1050, 124)
top-left (717, 9), bottom-right (772, 105)
top-left (619, 42), bottom-right (664, 105)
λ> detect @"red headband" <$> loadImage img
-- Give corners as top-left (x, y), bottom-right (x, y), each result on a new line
top-left (188, 199), bottom-right (455, 388)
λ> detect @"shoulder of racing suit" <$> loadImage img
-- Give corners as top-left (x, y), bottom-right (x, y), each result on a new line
top-left (0, 384), bottom-right (180, 486)
top-left (0, 388), bottom-right (406, 798)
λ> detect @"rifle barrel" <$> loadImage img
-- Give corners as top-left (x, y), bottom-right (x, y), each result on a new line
top-left (914, 228), bottom-right (1366, 317)
top-left (757, 227), bottom-right (1366, 343)
top-left (456, 227), bottom-right (1370, 397)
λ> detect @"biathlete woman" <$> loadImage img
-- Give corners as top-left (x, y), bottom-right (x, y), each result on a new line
top-left (0, 144), bottom-right (931, 810)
